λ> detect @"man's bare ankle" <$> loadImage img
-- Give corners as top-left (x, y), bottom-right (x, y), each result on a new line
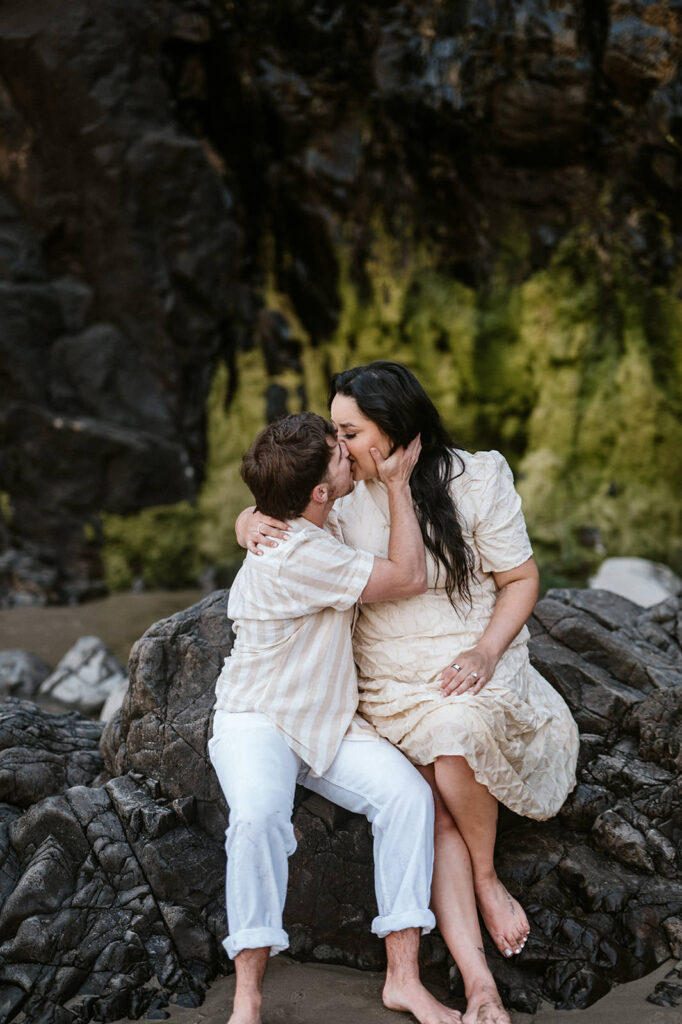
top-left (229, 989), bottom-right (263, 1024)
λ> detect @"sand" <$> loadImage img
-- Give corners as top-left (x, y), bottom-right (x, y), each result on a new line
top-left (117, 956), bottom-right (679, 1024)
top-left (0, 589), bottom-right (205, 666)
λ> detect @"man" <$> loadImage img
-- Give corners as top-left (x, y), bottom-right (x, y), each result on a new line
top-left (209, 412), bottom-right (461, 1024)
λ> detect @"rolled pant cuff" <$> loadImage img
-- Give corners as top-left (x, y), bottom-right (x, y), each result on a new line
top-left (372, 908), bottom-right (436, 939)
top-left (223, 927), bottom-right (289, 960)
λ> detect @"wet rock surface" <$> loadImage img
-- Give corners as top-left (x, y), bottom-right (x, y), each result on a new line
top-left (0, 699), bottom-right (103, 808)
top-left (0, 588), bottom-right (681, 1021)
top-left (647, 960), bottom-right (682, 1008)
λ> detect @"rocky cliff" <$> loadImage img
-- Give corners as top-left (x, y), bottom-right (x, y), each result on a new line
top-left (1, 1), bottom-right (681, 602)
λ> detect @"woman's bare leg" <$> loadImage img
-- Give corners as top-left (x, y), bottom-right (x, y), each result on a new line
top-left (419, 766), bottom-right (510, 1024)
top-left (432, 756), bottom-right (529, 957)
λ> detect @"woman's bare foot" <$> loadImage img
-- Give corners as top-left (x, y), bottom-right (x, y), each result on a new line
top-left (383, 977), bottom-right (462, 1024)
top-left (463, 981), bottom-right (511, 1024)
top-left (474, 873), bottom-right (529, 957)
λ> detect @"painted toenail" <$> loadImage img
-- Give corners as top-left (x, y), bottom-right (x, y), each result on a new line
top-left (504, 948), bottom-right (512, 957)
top-left (515, 948), bottom-right (521, 954)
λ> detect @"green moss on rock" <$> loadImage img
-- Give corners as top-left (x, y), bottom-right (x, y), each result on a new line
top-left (99, 219), bottom-right (682, 592)
top-left (101, 502), bottom-right (201, 591)
top-left (517, 238), bottom-right (682, 572)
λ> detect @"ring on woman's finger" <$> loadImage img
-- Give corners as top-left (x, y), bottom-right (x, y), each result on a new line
top-left (470, 672), bottom-right (479, 679)
top-left (452, 663), bottom-right (461, 671)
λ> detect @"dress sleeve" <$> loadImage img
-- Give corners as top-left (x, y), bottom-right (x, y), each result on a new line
top-left (470, 451), bottom-right (533, 573)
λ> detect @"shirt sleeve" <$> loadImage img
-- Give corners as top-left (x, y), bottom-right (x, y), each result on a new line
top-left (281, 530), bottom-right (375, 613)
top-left (471, 451), bottom-right (533, 573)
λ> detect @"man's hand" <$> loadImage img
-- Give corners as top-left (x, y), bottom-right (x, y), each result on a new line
top-left (236, 507), bottom-right (289, 555)
top-left (370, 435), bottom-right (421, 487)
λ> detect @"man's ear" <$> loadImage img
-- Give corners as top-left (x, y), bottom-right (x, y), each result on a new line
top-left (311, 482), bottom-right (329, 504)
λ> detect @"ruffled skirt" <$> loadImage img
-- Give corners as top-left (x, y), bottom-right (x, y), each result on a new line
top-left (357, 645), bottom-right (578, 821)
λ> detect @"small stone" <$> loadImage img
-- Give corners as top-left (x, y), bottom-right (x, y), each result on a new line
top-left (647, 979), bottom-right (682, 1007)
top-left (663, 918), bottom-right (682, 960)
top-left (590, 558), bottom-right (682, 608)
top-left (0, 650), bottom-right (51, 698)
top-left (40, 636), bottom-right (127, 715)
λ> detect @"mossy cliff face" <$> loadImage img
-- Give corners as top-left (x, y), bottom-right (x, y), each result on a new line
top-left (326, 229), bottom-right (682, 577)
top-left (518, 240), bottom-right (682, 574)
top-left (102, 221), bottom-right (682, 591)
top-left (2, 1), bottom-right (682, 600)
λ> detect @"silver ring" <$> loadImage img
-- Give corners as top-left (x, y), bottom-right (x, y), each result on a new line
top-left (452, 663), bottom-right (461, 671)
top-left (471, 672), bottom-right (479, 679)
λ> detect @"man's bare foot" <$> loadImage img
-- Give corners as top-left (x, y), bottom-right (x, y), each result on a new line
top-left (383, 977), bottom-right (462, 1024)
top-left (228, 991), bottom-right (262, 1024)
top-left (463, 982), bottom-right (511, 1024)
top-left (475, 873), bottom-right (529, 957)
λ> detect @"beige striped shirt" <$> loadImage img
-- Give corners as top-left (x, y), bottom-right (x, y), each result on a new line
top-left (214, 517), bottom-right (375, 775)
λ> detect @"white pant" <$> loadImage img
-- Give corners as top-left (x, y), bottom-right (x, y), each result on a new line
top-left (209, 710), bottom-right (436, 959)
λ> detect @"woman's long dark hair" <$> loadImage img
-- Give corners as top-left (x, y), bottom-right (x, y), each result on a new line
top-left (329, 361), bottom-right (474, 605)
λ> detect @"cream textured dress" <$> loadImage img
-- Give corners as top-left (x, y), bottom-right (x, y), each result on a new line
top-left (333, 449), bottom-right (579, 821)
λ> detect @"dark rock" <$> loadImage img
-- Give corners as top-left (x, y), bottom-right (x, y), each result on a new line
top-left (647, 973), bottom-right (682, 1008)
top-left (1, 588), bottom-right (681, 1020)
top-left (663, 920), bottom-right (682, 961)
top-left (0, 0), bottom-right (252, 604)
top-left (591, 810), bottom-right (655, 875)
top-left (101, 590), bottom-right (231, 833)
top-left (0, 548), bottom-right (60, 609)
top-left (0, 698), bottom-right (103, 807)
top-left (628, 687), bottom-right (682, 774)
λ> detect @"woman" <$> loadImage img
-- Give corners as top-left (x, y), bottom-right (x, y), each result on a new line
top-left (237, 361), bottom-right (579, 1024)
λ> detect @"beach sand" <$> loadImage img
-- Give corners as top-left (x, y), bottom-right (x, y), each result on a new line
top-left (118, 956), bottom-right (679, 1024)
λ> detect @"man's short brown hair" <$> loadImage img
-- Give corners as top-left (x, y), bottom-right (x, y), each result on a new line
top-left (241, 412), bottom-right (337, 519)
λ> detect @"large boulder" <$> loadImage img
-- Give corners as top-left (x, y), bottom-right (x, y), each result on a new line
top-left (0, 588), bottom-right (680, 1021)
